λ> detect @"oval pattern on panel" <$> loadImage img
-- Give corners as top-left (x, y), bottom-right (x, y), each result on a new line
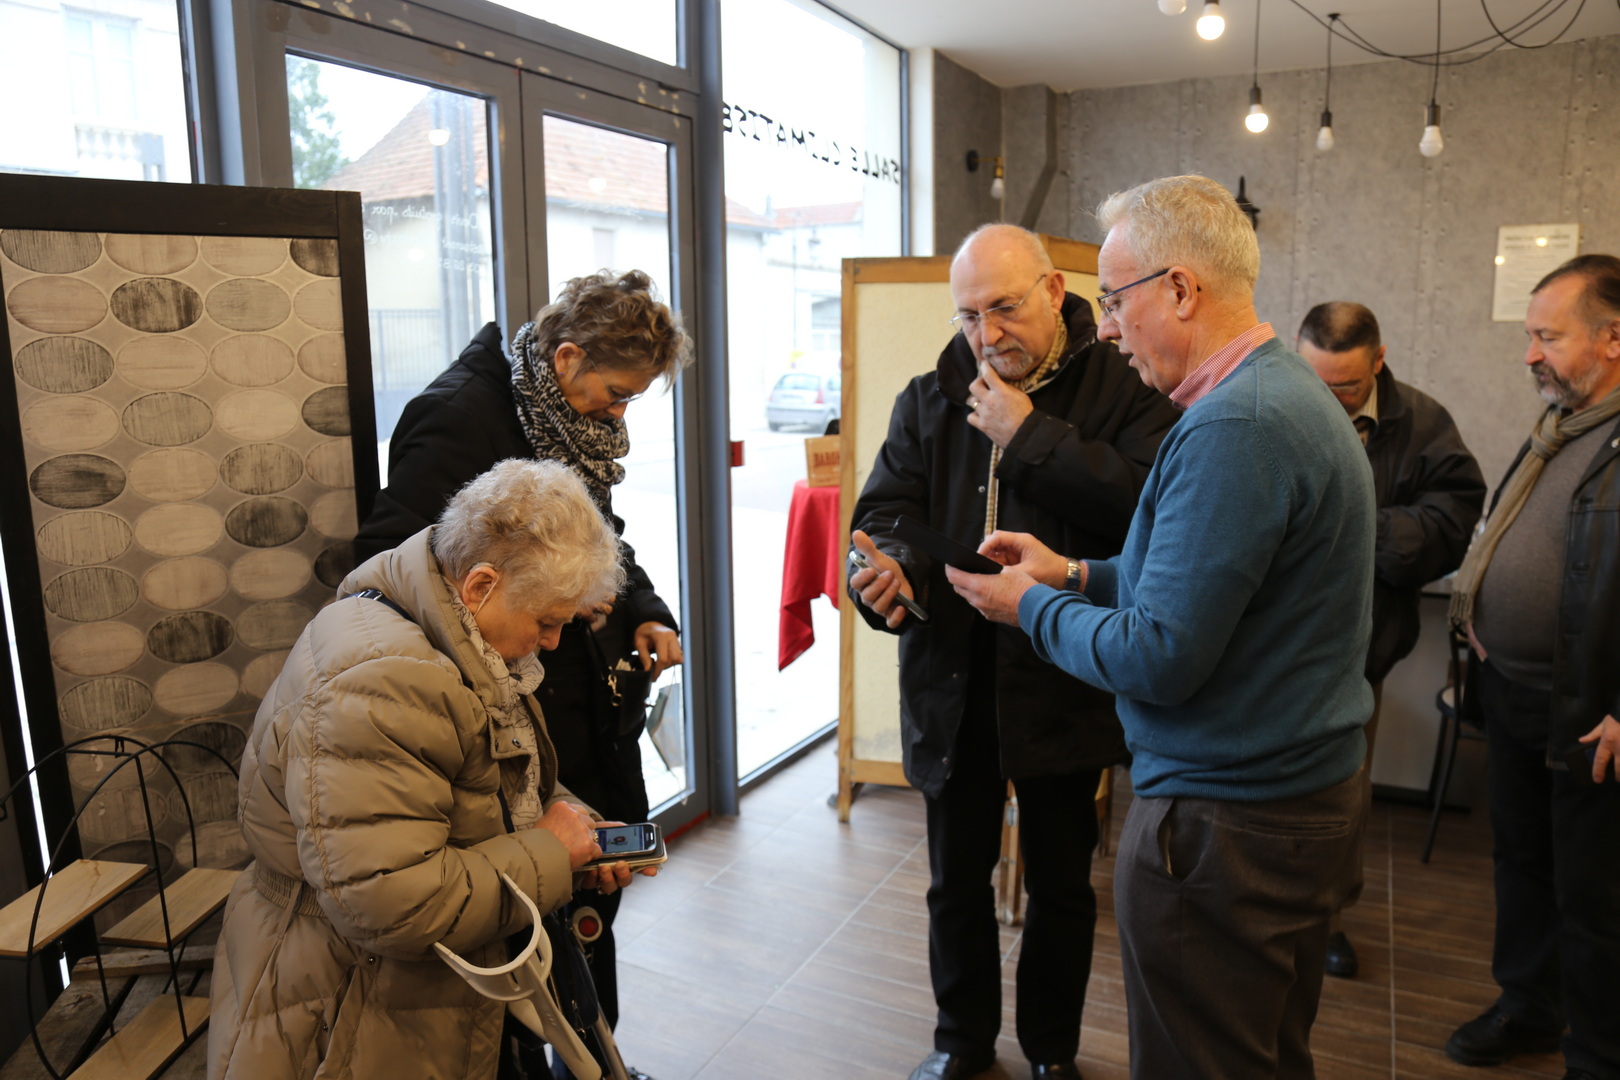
top-left (242, 649), bottom-right (290, 699)
top-left (59, 676), bottom-right (153, 732)
top-left (308, 491), bottom-right (357, 540)
top-left (230, 548), bottom-right (311, 600)
top-left (121, 392), bottom-right (212, 446)
top-left (296, 333), bottom-right (346, 383)
top-left (200, 236), bottom-right (287, 276)
top-left (22, 397), bottom-right (120, 452)
top-left (127, 448), bottom-right (216, 501)
top-left (117, 336), bottom-right (208, 390)
top-left (313, 542), bottom-right (357, 588)
top-left (14, 336), bottom-right (113, 393)
top-left (7, 276), bottom-right (107, 333)
top-left (78, 787), bottom-right (169, 845)
top-left (289, 238), bottom-right (340, 277)
top-left (1, 229), bottom-right (103, 273)
top-left (293, 279), bottom-right (343, 331)
top-left (220, 442), bottom-right (303, 495)
top-left (29, 454), bottom-right (125, 509)
top-left (305, 440), bottom-right (353, 488)
top-left (161, 719), bottom-right (248, 774)
top-left (51, 622), bottom-right (146, 676)
top-left (154, 662), bottom-right (239, 717)
top-left (142, 557), bottom-right (229, 611)
top-left (45, 567), bottom-right (139, 622)
top-left (238, 600), bottom-right (313, 651)
top-left (134, 502), bottom-right (223, 556)
top-left (171, 771), bottom-right (238, 827)
top-left (216, 389), bottom-right (299, 441)
top-left (109, 277), bottom-right (203, 333)
top-left (226, 497), bottom-right (307, 547)
top-left (206, 279), bottom-right (290, 332)
top-left (211, 334), bottom-right (294, 387)
top-left (37, 511), bottom-right (132, 565)
top-left (300, 386), bottom-right (350, 436)
top-left (147, 611), bottom-right (235, 664)
top-left (104, 234), bottom-right (199, 275)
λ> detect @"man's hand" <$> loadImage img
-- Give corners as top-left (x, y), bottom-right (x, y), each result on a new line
top-left (534, 800), bottom-right (599, 870)
top-left (850, 529), bottom-right (917, 629)
top-left (1578, 714), bottom-right (1620, 784)
top-left (1465, 621), bottom-right (1488, 661)
top-left (965, 362), bottom-right (1035, 449)
top-left (978, 530), bottom-right (1070, 588)
top-left (945, 564), bottom-right (1036, 626)
top-left (634, 621), bottom-right (683, 679)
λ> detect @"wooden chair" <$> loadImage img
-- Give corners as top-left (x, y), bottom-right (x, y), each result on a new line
top-left (1421, 629), bottom-right (1486, 863)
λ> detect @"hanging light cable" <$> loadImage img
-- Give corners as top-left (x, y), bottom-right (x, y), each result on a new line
top-left (1245, 0), bottom-right (1269, 133)
top-left (1420, 0), bottom-right (1445, 157)
top-left (1197, 0), bottom-right (1226, 40)
top-left (1316, 13), bottom-right (1337, 150)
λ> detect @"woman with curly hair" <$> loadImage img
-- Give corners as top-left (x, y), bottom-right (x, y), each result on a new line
top-left (356, 270), bottom-right (691, 1079)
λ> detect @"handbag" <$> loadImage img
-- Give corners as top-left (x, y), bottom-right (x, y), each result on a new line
top-left (586, 605), bottom-right (654, 739)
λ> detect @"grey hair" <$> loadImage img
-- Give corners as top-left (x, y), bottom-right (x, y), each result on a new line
top-left (1096, 175), bottom-right (1260, 294)
top-left (431, 458), bottom-right (625, 611)
top-left (953, 223), bottom-right (1054, 272)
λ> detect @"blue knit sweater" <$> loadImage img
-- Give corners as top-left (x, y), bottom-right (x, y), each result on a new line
top-left (1018, 339), bottom-right (1376, 801)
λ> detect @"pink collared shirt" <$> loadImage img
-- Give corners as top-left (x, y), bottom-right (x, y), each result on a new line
top-left (1167, 323), bottom-right (1277, 410)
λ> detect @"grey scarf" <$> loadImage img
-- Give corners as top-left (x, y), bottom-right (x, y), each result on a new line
top-left (508, 321), bottom-right (630, 506)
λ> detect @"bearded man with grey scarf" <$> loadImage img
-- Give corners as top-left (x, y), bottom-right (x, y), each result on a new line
top-left (1443, 254), bottom-right (1620, 1080)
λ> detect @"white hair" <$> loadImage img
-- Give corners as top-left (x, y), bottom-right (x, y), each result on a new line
top-left (432, 458), bottom-right (624, 610)
top-left (1096, 175), bottom-right (1259, 295)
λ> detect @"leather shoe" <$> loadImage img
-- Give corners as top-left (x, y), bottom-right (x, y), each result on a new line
top-left (1031, 1063), bottom-right (1083, 1078)
top-left (1444, 1005), bottom-right (1562, 1066)
top-left (908, 1050), bottom-right (995, 1080)
top-left (1324, 931), bottom-right (1358, 978)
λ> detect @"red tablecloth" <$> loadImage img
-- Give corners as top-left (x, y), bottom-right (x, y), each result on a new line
top-left (779, 479), bottom-right (843, 670)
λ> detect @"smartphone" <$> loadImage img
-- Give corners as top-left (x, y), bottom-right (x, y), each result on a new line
top-left (892, 515), bottom-right (1003, 575)
top-left (848, 549), bottom-right (929, 622)
top-left (595, 823), bottom-right (658, 857)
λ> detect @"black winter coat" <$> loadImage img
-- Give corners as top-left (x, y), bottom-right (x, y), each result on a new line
top-left (355, 322), bottom-right (676, 820)
top-left (1362, 365), bottom-right (1486, 683)
top-left (1479, 413), bottom-right (1620, 762)
top-left (849, 295), bottom-right (1179, 797)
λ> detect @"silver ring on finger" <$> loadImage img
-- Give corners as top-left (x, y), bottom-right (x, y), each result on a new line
top-left (967, 397), bottom-right (979, 410)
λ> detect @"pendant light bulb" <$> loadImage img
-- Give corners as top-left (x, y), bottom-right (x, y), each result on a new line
top-left (1245, 86), bottom-right (1269, 134)
top-left (1316, 111), bottom-right (1335, 151)
top-left (1419, 102), bottom-right (1444, 158)
top-left (1196, 0), bottom-right (1225, 40)
top-left (1159, 0), bottom-right (1187, 14)
top-left (990, 175), bottom-right (1006, 200)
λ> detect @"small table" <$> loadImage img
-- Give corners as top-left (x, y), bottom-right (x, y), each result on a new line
top-left (778, 479), bottom-right (843, 670)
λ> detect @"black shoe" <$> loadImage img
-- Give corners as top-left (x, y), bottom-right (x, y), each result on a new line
top-left (1324, 931), bottom-right (1358, 978)
top-left (908, 1050), bottom-right (995, 1080)
top-left (626, 1070), bottom-right (655, 1080)
top-left (1444, 1005), bottom-right (1563, 1066)
top-left (1562, 1070), bottom-right (1600, 1079)
top-left (1031, 1063), bottom-right (1083, 1079)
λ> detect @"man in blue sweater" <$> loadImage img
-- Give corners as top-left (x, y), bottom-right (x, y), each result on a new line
top-left (948, 175), bottom-right (1377, 1080)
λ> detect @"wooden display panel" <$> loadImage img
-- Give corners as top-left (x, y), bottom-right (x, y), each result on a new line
top-left (836, 238), bottom-right (1101, 820)
top-left (100, 867), bottom-right (241, 949)
top-left (70, 993), bottom-right (209, 1080)
top-left (0, 859), bottom-right (148, 957)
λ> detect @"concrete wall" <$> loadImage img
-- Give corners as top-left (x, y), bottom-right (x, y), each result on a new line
top-left (931, 51), bottom-right (1004, 255)
top-left (1061, 35), bottom-right (1620, 485)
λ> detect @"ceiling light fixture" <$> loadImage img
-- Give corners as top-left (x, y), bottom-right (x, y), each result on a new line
top-left (1419, 0), bottom-right (1444, 157)
top-left (965, 150), bottom-right (1006, 201)
top-left (427, 128), bottom-right (451, 146)
top-left (1316, 13), bottom-right (1337, 151)
top-left (1159, 0), bottom-right (1188, 14)
top-left (1245, 0), bottom-right (1268, 133)
top-left (1197, 0), bottom-right (1225, 40)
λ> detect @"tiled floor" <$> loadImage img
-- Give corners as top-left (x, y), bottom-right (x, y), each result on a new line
top-left (609, 745), bottom-right (1563, 1080)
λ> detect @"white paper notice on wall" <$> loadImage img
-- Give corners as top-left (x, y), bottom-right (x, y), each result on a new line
top-left (1493, 223), bottom-right (1580, 322)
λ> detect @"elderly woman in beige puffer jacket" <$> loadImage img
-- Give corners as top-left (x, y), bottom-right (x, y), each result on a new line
top-left (207, 458), bottom-right (641, 1080)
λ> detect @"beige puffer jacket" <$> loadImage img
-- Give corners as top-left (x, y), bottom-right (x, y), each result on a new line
top-left (207, 529), bottom-right (584, 1079)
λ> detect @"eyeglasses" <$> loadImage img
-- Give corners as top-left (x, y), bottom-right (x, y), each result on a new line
top-left (949, 273), bottom-right (1049, 333)
top-left (587, 367), bottom-right (646, 406)
top-left (1096, 268), bottom-right (1170, 320)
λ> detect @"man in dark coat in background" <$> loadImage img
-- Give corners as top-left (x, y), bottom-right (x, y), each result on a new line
top-left (1297, 300), bottom-right (1487, 978)
top-left (848, 224), bottom-right (1178, 1080)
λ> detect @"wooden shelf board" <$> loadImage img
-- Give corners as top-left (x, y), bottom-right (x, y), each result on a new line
top-left (70, 995), bottom-right (208, 1080)
top-left (0, 861), bottom-right (148, 958)
top-left (100, 869), bottom-right (240, 949)
top-left (72, 945), bottom-right (215, 982)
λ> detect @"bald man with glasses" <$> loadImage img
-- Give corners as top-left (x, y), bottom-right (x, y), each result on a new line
top-left (848, 224), bottom-right (1178, 1080)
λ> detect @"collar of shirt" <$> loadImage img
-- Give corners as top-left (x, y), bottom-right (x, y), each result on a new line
top-left (1168, 323), bottom-right (1277, 410)
top-left (1349, 377), bottom-right (1379, 428)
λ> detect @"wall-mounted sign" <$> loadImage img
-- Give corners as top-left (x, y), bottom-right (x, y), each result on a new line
top-left (1493, 223), bottom-right (1580, 322)
top-left (722, 102), bottom-right (902, 186)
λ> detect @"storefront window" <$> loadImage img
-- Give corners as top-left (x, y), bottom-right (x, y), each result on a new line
top-left (482, 0), bottom-right (677, 66)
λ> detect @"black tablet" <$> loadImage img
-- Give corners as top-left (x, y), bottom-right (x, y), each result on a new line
top-left (893, 515), bottom-right (1002, 575)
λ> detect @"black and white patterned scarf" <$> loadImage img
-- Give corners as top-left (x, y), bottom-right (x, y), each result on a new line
top-left (508, 321), bottom-right (630, 506)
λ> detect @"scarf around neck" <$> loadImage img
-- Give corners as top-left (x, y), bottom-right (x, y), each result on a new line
top-left (508, 321), bottom-right (630, 506)
top-left (983, 317), bottom-right (1072, 536)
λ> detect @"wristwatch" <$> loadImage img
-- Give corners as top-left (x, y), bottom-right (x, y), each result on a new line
top-left (1064, 558), bottom-right (1083, 592)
